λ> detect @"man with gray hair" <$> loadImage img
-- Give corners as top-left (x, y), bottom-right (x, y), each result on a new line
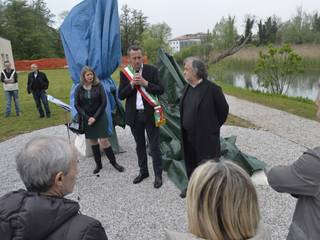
top-left (179, 57), bottom-right (229, 198)
top-left (0, 136), bottom-right (108, 240)
top-left (27, 64), bottom-right (51, 118)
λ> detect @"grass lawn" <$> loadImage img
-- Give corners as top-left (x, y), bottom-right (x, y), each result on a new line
top-left (216, 80), bottom-right (318, 121)
top-left (0, 68), bottom-right (257, 141)
top-left (0, 69), bottom-right (73, 141)
top-left (3, 67), bottom-right (316, 141)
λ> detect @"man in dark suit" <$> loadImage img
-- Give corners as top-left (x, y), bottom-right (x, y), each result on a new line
top-left (180, 57), bottom-right (229, 198)
top-left (118, 45), bottom-right (164, 189)
top-left (27, 64), bottom-right (51, 118)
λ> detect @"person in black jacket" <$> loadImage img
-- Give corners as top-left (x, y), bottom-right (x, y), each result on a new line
top-left (179, 57), bottom-right (229, 198)
top-left (75, 66), bottom-right (124, 174)
top-left (0, 136), bottom-right (108, 240)
top-left (27, 64), bottom-right (51, 118)
top-left (118, 45), bottom-right (164, 189)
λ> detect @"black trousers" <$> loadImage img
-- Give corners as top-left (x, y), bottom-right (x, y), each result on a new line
top-left (183, 132), bottom-right (220, 179)
top-left (130, 112), bottom-right (163, 177)
top-left (32, 90), bottom-right (50, 116)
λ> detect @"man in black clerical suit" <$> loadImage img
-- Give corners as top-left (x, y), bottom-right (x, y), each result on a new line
top-left (180, 57), bottom-right (229, 198)
top-left (118, 45), bottom-right (164, 189)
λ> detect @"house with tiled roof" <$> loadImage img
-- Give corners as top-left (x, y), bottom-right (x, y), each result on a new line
top-left (169, 33), bottom-right (207, 53)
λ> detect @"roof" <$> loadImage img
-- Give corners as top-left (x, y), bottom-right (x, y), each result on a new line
top-left (0, 36), bottom-right (10, 42)
top-left (169, 32), bottom-right (207, 42)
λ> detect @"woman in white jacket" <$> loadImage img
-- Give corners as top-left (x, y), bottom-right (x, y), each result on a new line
top-left (166, 160), bottom-right (270, 240)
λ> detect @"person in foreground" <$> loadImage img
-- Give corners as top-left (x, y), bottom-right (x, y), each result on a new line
top-left (166, 160), bottom-right (270, 240)
top-left (75, 66), bottom-right (124, 174)
top-left (0, 136), bottom-right (108, 240)
top-left (267, 87), bottom-right (320, 240)
top-left (180, 57), bottom-right (229, 198)
top-left (118, 45), bottom-right (164, 188)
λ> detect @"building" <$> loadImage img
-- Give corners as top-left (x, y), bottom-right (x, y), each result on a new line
top-left (169, 33), bottom-right (207, 53)
top-left (0, 37), bottom-right (15, 69)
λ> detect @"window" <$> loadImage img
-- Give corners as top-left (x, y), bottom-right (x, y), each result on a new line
top-left (5, 54), bottom-right (9, 61)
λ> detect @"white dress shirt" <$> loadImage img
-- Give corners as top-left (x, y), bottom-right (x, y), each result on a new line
top-left (136, 65), bottom-right (144, 110)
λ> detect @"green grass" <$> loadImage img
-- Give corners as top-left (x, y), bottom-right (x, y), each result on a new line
top-left (0, 68), bottom-right (123, 141)
top-left (216, 80), bottom-right (318, 121)
top-left (226, 114), bottom-right (257, 129)
top-left (0, 68), bottom-right (315, 141)
top-left (0, 69), bottom-right (73, 141)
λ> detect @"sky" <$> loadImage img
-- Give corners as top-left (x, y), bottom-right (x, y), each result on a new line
top-left (44, 0), bottom-right (320, 38)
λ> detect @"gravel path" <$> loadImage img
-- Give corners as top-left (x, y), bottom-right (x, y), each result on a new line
top-left (0, 122), bottom-right (309, 240)
top-left (226, 95), bottom-right (320, 149)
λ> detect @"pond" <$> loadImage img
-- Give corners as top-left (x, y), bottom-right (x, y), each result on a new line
top-left (216, 70), bottom-right (320, 100)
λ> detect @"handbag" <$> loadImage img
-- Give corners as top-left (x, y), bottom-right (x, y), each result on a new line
top-left (67, 114), bottom-right (84, 135)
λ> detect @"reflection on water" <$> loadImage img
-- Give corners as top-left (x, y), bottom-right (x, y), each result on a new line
top-left (217, 71), bottom-right (320, 100)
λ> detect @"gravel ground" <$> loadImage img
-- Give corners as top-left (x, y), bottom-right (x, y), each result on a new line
top-left (226, 95), bottom-right (320, 149)
top-left (0, 123), bottom-right (309, 240)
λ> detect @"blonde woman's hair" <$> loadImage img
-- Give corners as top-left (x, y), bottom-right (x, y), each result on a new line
top-left (80, 66), bottom-right (100, 86)
top-left (187, 160), bottom-right (261, 240)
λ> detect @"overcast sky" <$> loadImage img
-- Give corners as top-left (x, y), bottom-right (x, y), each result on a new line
top-left (45, 0), bottom-right (320, 38)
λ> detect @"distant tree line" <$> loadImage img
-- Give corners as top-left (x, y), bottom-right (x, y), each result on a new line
top-left (0, 0), bottom-right (64, 60)
top-left (174, 7), bottom-right (320, 63)
top-left (0, 1), bottom-right (319, 63)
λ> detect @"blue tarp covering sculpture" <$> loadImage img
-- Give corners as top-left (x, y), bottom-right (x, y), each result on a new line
top-left (60, 0), bottom-right (124, 151)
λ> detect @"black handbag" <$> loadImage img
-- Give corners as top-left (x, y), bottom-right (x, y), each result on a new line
top-left (67, 114), bottom-right (84, 135)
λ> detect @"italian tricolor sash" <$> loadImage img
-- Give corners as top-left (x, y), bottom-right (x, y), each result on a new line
top-left (122, 65), bottom-right (159, 107)
top-left (122, 65), bottom-right (166, 127)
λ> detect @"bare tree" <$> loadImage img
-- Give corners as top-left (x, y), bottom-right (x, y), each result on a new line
top-left (209, 33), bottom-right (251, 64)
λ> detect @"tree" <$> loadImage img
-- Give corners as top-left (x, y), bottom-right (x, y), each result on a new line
top-left (174, 44), bottom-right (202, 64)
top-left (120, 4), bottom-right (148, 55)
top-left (280, 7), bottom-right (320, 44)
top-left (254, 44), bottom-right (302, 94)
top-left (313, 12), bottom-right (320, 32)
top-left (257, 16), bottom-right (279, 45)
top-left (244, 16), bottom-right (255, 43)
top-left (141, 22), bottom-right (171, 63)
top-left (1, 0), bottom-right (63, 59)
top-left (212, 16), bottom-right (238, 49)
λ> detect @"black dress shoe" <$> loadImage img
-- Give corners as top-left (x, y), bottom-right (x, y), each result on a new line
top-left (133, 173), bottom-right (149, 184)
top-left (111, 162), bottom-right (125, 172)
top-left (180, 188), bottom-right (187, 198)
top-left (154, 176), bottom-right (162, 189)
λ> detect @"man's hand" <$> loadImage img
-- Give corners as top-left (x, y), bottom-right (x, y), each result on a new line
top-left (88, 117), bottom-right (96, 126)
top-left (133, 74), bottom-right (148, 87)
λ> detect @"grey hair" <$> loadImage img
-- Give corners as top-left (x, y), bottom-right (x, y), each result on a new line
top-left (16, 136), bottom-right (75, 192)
top-left (183, 57), bottom-right (208, 80)
top-left (80, 66), bottom-right (100, 86)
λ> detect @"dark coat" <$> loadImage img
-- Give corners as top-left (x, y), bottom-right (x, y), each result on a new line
top-left (75, 83), bottom-right (107, 121)
top-left (118, 64), bottom-right (164, 127)
top-left (0, 189), bottom-right (108, 240)
top-left (27, 71), bottom-right (49, 93)
top-left (180, 79), bottom-right (229, 160)
top-left (1, 69), bottom-right (17, 83)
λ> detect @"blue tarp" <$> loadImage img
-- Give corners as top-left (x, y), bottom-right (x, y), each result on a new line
top-left (60, 0), bottom-right (122, 135)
